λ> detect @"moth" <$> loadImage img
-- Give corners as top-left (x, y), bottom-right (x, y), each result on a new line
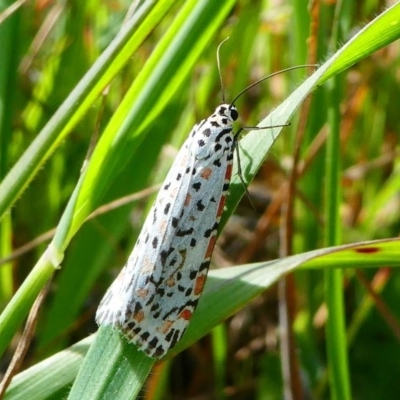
top-left (96, 41), bottom-right (311, 358)
top-left (96, 102), bottom-right (237, 358)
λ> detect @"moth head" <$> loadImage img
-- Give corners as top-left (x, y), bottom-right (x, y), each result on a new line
top-left (216, 104), bottom-right (238, 122)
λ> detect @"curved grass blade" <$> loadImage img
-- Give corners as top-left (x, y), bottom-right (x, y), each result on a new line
top-left (5, 238), bottom-right (399, 399)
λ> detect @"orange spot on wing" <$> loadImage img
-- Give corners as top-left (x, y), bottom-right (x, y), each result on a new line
top-left (185, 193), bottom-right (192, 206)
top-left (201, 167), bottom-right (213, 180)
top-left (216, 195), bottom-right (226, 217)
top-left (133, 310), bottom-right (145, 322)
top-left (194, 274), bottom-right (207, 296)
top-left (158, 320), bottom-right (174, 334)
top-left (166, 276), bottom-right (175, 287)
top-left (180, 309), bottom-right (193, 321)
top-left (136, 288), bottom-right (149, 298)
top-left (205, 236), bottom-right (217, 259)
top-left (225, 163), bottom-right (233, 179)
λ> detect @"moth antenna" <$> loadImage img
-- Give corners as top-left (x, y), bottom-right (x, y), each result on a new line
top-left (217, 37), bottom-right (230, 103)
top-left (230, 64), bottom-right (318, 106)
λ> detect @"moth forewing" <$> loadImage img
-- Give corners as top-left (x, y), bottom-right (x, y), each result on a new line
top-left (96, 104), bottom-right (238, 358)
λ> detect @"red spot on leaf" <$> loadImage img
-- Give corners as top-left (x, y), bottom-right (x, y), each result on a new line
top-left (355, 247), bottom-right (379, 254)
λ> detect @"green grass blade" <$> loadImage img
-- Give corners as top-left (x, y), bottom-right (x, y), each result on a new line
top-left (0, 0), bottom-right (19, 305)
top-left (323, 2), bottom-right (350, 395)
top-left (68, 327), bottom-right (153, 400)
top-left (324, 80), bottom-right (351, 398)
top-left (0, 0), bottom-right (171, 221)
top-left (174, 239), bottom-right (400, 356)
top-left (320, 2), bottom-right (400, 83)
top-left (223, 2), bottom-right (400, 223)
top-left (5, 238), bottom-right (399, 399)
top-left (0, 250), bottom-right (55, 360)
top-left (4, 336), bottom-right (93, 400)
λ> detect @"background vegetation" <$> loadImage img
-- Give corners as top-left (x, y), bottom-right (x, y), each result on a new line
top-left (1, 0), bottom-right (400, 399)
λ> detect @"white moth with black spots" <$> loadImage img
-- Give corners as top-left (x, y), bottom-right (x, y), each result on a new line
top-left (95, 43), bottom-right (312, 357)
top-left (96, 104), bottom-right (238, 358)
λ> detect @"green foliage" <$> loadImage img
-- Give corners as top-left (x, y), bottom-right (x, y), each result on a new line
top-left (1, 0), bottom-right (400, 399)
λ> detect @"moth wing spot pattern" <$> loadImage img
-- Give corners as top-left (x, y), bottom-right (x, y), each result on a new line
top-left (95, 103), bottom-right (237, 358)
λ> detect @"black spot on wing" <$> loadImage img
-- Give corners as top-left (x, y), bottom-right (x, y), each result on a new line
top-left (204, 222), bottom-right (218, 238)
top-left (176, 227), bottom-right (194, 237)
top-left (199, 261), bottom-right (210, 271)
top-left (192, 182), bottom-right (201, 191)
top-left (203, 128), bottom-right (211, 137)
top-left (189, 270), bottom-right (197, 280)
top-left (160, 250), bottom-right (168, 266)
top-left (196, 200), bottom-right (205, 211)
top-left (148, 337), bottom-right (159, 350)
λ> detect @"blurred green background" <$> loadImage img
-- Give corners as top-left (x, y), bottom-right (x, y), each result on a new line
top-left (1, 0), bottom-right (400, 399)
